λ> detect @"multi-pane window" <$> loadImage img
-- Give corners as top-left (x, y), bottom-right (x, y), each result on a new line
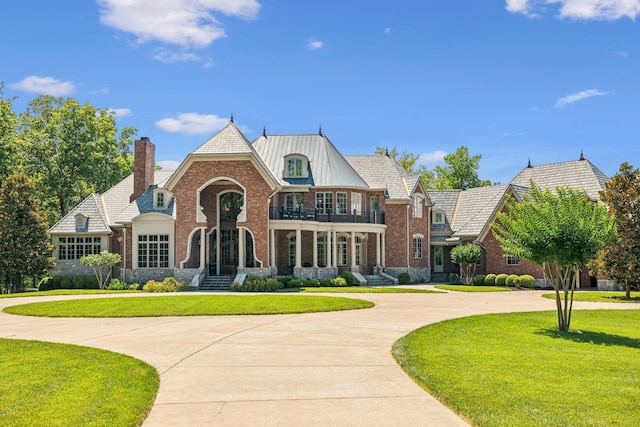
top-left (58, 237), bottom-right (101, 260)
top-left (337, 235), bottom-right (348, 266)
top-left (413, 237), bottom-right (423, 259)
top-left (336, 192), bottom-right (347, 214)
top-left (355, 236), bottom-right (363, 265)
top-left (351, 193), bottom-right (362, 215)
top-left (289, 235), bottom-right (296, 266)
top-left (156, 192), bottom-right (165, 208)
top-left (433, 210), bottom-right (444, 224)
top-left (138, 235), bottom-right (169, 268)
top-left (285, 193), bottom-right (304, 212)
top-left (507, 254), bottom-right (520, 266)
top-left (317, 235), bottom-right (327, 267)
top-left (316, 192), bottom-right (333, 214)
top-left (412, 196), bottom-right (423, 218)
top-left (287, 158), bottom-right (304, 177)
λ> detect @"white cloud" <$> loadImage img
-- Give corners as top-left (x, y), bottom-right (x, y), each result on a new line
top-left (97, 0), bottom-right (261, 48)
top-left (506, 0), bottom-right (640, 20)
top-left (616, 51), bottom-right (630, 58)
top-left (155, 112), bottom-right (229, 135)
top-left (384, 27), bottom-right (391, 34)
top-left (153, 48), bottom-right (201, 63)
top-left (9, 76), bottom-right (76, 96)
top-left (156, 160), bottom-right (182, 171)
top-left (419, 150), bottom-right (448, 164)
top-left (555, 89), bottom-right (610, 107)
top-left (108, 108), bottom-right (132, 118)
top-left (306, 39), bottom-right (324, 50)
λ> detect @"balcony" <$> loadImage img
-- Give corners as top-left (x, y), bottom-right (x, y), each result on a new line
top-left (270, 207), bottom-right (385, 224)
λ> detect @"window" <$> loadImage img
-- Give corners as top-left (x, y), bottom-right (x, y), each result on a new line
top-left (285, 193), bottom-right (304, 212)
top-left (156, 192), bottom-right (165, 208)
top-left (75, 215), bottom-right (87, 228)
top-left (138, 235), bottom-right (169, 268)
top-left (336, 192), bottom-right (347, 214)
top-left (337, 235), bottom-right (348, 266)
top-left (433, 210), bottom-right (445, 224)
top-left (284, 155), bottom-right (308, 178)
top-left (412, 195), bottom-right (423, 218)
top-left (507, 254), bottom-right (520, 266)
top-left (351, 193), bottom-right (362, 215)
top-left (355, 236), bottom-right (363, 265)
top-left (370, 195), bottom-right (380, 222)
top-left (58, 237), bottom-right (101, 260)
top-left (316, 192), bottom-right (333, 215)
top-left (289, 235), bottom-right (296, 266)
top-left (413, 237), bottom-right (423, 259)
top-left (317, 235), bottom-right (327, 267)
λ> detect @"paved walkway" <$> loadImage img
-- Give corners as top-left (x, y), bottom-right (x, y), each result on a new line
top-left (1, 289), bottom-right (637, 426)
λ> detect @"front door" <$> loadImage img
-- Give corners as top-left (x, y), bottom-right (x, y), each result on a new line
top-left (220, 229), bottom-right (239, 275)
top-left (434, 247), bottom-right (444, 273)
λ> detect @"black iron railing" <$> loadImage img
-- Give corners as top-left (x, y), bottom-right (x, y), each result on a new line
top-left (270, 207), bottom-right (385, 224)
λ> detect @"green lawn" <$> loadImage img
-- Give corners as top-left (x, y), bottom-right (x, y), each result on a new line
top-left (435, 284), bottom-right (511, 292)
top-left (393, 310), bottom-right (640, 427)
top-left (3, 295), bottom-right (374, 317)
top-left (299, 286), bottom-right (443, 293)
top-left (0, 339), bottom-right (158, 427)
top-left (0, 289), bottom-right (139, 298)
top-left (542, 291), bottom-right (640, 303)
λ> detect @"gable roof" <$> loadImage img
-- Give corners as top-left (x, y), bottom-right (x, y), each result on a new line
top-left (345, 155), bottom-right (414, 199)
top-left (192, 121), bottom-right (255, 155)
top-left (451, 185), bottom-right (510, 238)
top-left (254, 134), bottom-right (369, 189)
top-left (510, 158), bottom-right (608, 201)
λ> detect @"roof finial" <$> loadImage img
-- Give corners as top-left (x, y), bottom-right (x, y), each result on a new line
top-left (319, 125), bottom-right (323, 136)
top-left (579, 149), bottom-right (585, 161)
top-left (527, 157), bottom-right (532, 168)
top-left (385, 147), bottom-right (390, 157)
top-left (230, 112), bottom-right (234, 123)
top-left (262, 126), bottom-right (267, 138)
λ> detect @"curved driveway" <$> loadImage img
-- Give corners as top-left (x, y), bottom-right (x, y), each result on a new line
top-left (1, 289), bottom-right (636, 426)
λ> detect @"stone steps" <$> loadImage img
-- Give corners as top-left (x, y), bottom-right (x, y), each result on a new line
top-left (199, 276), bottom-right (232, 291)
top-left (363, 275), bottom-right (395, 286)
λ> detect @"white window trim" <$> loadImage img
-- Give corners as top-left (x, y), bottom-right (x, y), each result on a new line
top-left (433, 209), bottom-right (445, 224)
top-left (283, 154), bottom-right (309, 178)
top-left (75, 214), bottom-right (87, 227)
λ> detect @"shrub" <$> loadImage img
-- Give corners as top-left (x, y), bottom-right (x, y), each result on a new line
top-left (38, 277), bottom-right (53, 291)
top-left (519, 275), bottom-right (536, 288)
top-left (107, 279), bottom-right (128, 290)
top-left (447, 273), bottom-right (459, 284)
top-left (305, 279), bottom-right (321, 287)
top-left (341, 271), bottom-right (355, 286)
top-left (472, 274), bottom-right (486, 286)
top-left (231, 277), bottom-right (283, 292)
top-left (143, 278), bottom-right (190, 292)
top-left (60, 276), bottom-right (73, 289)
top-left (318, 278), bottom-right (332, 287)
top-left (128, 283), bottom-right (140, 291)
top-left (330, 277), bottom-right (347, 287)
top-left (484, 274), bottom-right (496, 286)
top-left (495, 274), bottom-right (509, 286)
top-left (506, 274), bottom-right (520, 286)
top-left (399, 272), bottom-right (411, 285)
top-left (279, 276), bottom-right (295, 288)
top-left (85, 275), bottom-right (100, 289)
top-left (287, 278), bottom-right (305, 288)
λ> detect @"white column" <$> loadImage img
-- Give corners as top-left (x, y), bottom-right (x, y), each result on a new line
top-left (376, 232), bottom-right (381, 267)
top-left (381, 232), bottom-right (386, 267)
top-left (325, 231), bottom-right (333, 267)
top-left (200, 227), bottom-right (206, 269)
top-left (270, 228), bottom-right (276, 269)
top-left (238, 228), bottom-right (246, 268)
top-left (350, 231), bottom-right (357, 268)
top-left (312, 230), bottom-right (318, 268)
top-left (295, 228), bottom-right (302, 268)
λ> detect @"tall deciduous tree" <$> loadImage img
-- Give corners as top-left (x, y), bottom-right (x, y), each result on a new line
top-left (0, 83), bottom-right (20, 182)
top-left (0, 173), bottom-right (54, 293)
top-left (450, 243), bottom-right (482, 284)
top-left (18, 96), bottom-right (136, 224)
top-left (593, 162), bottom-right (640, 299)
top-left (434, 146), bottom-right (491, 189)
top-left (492, 185), bottom-right (615, 331)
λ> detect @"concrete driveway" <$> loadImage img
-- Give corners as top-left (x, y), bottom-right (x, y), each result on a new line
top-left (1, 288), bottom-right (635, 426)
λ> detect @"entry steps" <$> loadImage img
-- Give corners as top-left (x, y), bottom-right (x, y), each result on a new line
top-left (200, 276), bottom-right (232, 291)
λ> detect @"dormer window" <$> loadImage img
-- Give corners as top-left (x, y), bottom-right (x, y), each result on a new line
top-left (153, 189), bottom-right (170, 210)
top-left (157, 191), bottom-right (165, 208)
top-left (284, 154), bottom-right (309, 178)
top-left (75, 214), bottom-right (87, 228)
top-left (433, 209), bottom-right (445, 225)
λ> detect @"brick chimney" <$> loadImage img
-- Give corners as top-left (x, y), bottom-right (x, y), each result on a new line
top-left (130, 137), bottom-right (155, 202)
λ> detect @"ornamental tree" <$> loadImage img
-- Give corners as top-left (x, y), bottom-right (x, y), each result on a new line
top-left (80, 251), bottom-right (122, 289)
top-left (450, 243), bottom-right (482, 284)
top-left (0, 173), bottom-right (54, 293)
top-left (492, 184), bottom-right (615, 331)
top-left (593, 162), bottom-right (640, 299)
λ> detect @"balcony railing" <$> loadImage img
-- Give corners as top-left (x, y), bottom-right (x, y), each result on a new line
top-left (270, 207), bottom-right (385, 224)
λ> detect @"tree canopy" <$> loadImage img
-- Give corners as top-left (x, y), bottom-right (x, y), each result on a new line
top-left (375, 145), bottom-right (490, 189)
top-left (592, 162), bottom-right (640, 299)
top-left (450, 243), bottom-right (482, 284)
top-left (80, 251), bottom-right (122, 290)
top-left (0, 173), bottom-right (54, 293)
top-left (492, 184), bottom-right (616, 331)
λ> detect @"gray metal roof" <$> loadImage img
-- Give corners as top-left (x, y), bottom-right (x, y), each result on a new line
top-left (510, 159), bottom-right (608, 201)
top-left (253, 134), bottom-right (369, 189)
top-left (49, 194), bottom-right (111, 234)
top-left (345, 155), bottom-right (412, 199)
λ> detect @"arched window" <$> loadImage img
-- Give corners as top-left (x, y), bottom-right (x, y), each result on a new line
top-left (283, 154), bottom-right (309, 178)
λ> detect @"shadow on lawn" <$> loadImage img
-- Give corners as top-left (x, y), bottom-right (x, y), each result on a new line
top-left (536, 328), bottom-right (640, 350)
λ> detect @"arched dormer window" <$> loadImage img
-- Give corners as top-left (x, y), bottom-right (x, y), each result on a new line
top-left (284, 154), bottom-right (309, 178)
top-left (153, 189), bottom-right (171, 210)
top-left (75, 214), bottom-right (88, 230)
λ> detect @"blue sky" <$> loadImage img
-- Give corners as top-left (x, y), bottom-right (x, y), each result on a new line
top-left (2, 1), bottom-right (639, 184)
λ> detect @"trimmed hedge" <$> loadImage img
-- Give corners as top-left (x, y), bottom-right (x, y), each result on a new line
top-left (495, 274), bottom-right (509, 286)
top-left (518, 274), bottom-right (536, 288)
top-left (399, 272), bottom-right (411, 285)
top-left (472, 274), bottom-right (486, 286)
top-left (484, 274), bottom-right (497, 286)
top-left (506, 274), bottom-right (520, 286)
top-left (143, 277), bottom-right (191, 292)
